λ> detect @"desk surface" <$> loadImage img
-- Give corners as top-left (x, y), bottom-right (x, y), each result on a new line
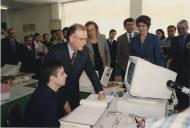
top-left (0, 79), bottom-right (38, 105)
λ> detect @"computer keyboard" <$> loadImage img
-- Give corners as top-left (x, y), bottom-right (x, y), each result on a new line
top-left (99, 112), bottom-right (122, 128)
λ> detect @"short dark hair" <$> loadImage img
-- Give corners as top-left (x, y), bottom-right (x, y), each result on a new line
top-left (67, 23), bottom-right (86, 41)
top-left (85, 21), bottom-right (99, 33)
top-left (136, 15), bottom-right (151, 28)
top-left (62, 27), bottom-right (69, 38)
top-left (42, 33), bottom-right (49, 39)
top-left (123, 18), bottom-right (135, 27)
top-left (51, 30), bottom-right (57, 35)
top-left (24, 35), bottom-right (32, 42)
top-left (41, 60), bottom-right (64, 85)
top-left (33, 33), bottom-right (40, 38)
top-left (109, 29), bottom-right (116, 34)
top-left (167, 25), bottom-right (176, 31)
top-left (63, 27), bottom-right (69, 32)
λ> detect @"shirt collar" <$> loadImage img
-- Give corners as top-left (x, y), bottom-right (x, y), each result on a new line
top-left (68, 43), bottom-right (77, 58)
top-left (126, 31), bottom-right (134, 37)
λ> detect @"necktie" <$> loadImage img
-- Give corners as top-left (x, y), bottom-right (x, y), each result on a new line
top-left (71, 52), bottom-right (77, 65)
top-left (129, 34), bottom-right (132, 42)
top-left (29, 46), bottom-right (33, 53)
top-left (10, 39), bottom-right (16, 52)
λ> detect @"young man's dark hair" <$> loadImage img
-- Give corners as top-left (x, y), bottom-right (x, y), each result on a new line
top-left (33, 33), bottom-right (40, 38)
top-left (24, 60), bottom-right (70, 127)
top-left (167, 25), bottom-right (176, 31)
top-left (40, 60), bottom-right (63, 84)
top-left (109, 29), bottom-right (116, 34)
top-left (123, 18), bottom-right (135, 27)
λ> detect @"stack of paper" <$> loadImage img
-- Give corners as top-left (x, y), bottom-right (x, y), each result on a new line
top-left (1, 62), bottom-right (21, 76)
top-left (60, 94), bottom-right (113, 128)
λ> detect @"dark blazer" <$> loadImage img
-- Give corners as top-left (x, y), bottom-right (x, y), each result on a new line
top-left (117, 32), bottom-right (138, 71)
top-left (107, 39), bottom-right (117, 67)
top-left (20, 45), bottom-right (36, 73)
top-left (169, 34), bottom-right (190, 110)
top-left (169, 34), bottom-right (190, 85)
top-left (44, 43), bottom-right (103, 109)
top-left (1, 37), bottom-right (22, 66)
top-left (24, 85), bottom-right (61, 127)
top-left (130, 33), bottom-right (161, 65)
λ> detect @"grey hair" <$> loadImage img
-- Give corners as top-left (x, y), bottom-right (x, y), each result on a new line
top-left (177, 19), bottom-right (189, 29)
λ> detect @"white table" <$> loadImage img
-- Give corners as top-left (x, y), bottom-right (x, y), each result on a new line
top-left (0, 79), bottom-right (38, 105)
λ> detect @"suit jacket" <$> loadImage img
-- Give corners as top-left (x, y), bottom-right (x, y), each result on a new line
top-left (20, 45), bottom-right (36, 73)
top-left (130, 33), bottom-right (161, 65)
top-left (107, 39), bottom-right (117, 67)
top-left (117, 32), bottom-right (138, 71)
top-left (169, 34), bottom-right (190, 85)
top-left (1, 37), bottom-right (23, 66)
top-left (86, 34), bottom-right (111, 68)
top-left (44, 43), bottom-right (103, 109)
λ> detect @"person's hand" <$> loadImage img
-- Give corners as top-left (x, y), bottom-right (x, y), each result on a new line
top-left (167, 58), bottom-right (173, 68)
top-left (98, 92), bottom-right (106, 100)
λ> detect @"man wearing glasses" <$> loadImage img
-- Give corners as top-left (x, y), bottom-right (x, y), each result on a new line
top-left (168, 19), bottom-right (190, 112)
top-left (44, 24), bottom-right (106, 117)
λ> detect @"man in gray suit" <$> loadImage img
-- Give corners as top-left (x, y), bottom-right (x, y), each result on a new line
top-left (117, 18), bottom-right (138, 81)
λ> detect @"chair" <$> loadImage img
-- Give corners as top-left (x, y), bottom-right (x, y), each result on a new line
top-left (5, 104), bottom-right (23, 127)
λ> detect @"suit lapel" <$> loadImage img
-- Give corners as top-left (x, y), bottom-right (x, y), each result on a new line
top-left (64, 44), bottom-right (72, 75)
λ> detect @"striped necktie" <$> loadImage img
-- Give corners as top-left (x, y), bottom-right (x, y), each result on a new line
top-left (71, 52), bottom-right (77, 65)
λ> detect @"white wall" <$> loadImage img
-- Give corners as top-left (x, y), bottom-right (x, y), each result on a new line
top-left (62, 0), bottom-right (130, 38)
top-left (4, 5), bottom-right (51, 43)
top-left (142, 0), bottom-right (190, 35)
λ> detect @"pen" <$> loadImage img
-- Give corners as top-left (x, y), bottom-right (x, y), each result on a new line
top-left (135, 118), bottom-right (140, 128)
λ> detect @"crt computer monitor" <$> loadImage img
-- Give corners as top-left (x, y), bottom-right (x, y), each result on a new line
top-left (124, 56), bottom-right (177, 99)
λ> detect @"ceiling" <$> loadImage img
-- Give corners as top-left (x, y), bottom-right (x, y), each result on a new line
top-left (1, 0), bottom-right (85, 10)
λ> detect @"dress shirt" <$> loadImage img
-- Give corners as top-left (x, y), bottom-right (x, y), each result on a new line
top-left (68, 43), bottom-right (78, 59)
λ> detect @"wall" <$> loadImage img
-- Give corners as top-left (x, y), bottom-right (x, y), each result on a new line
top-left (3, 4), bottom-right (51, 43)
top-left (142, 0), bottom-right (190, 34)
top-left (62, 0), bottom-right (130, 38)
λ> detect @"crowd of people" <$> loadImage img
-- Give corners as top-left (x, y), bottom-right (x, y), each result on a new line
top-left (1, 15), bottom-right (190, 127)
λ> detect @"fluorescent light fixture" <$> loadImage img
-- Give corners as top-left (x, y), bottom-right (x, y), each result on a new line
top-left (1, 5), bottom-right (8, 10)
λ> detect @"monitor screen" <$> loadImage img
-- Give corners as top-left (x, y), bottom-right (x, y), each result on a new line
top-left (127, 62), bottom-right (135, 85)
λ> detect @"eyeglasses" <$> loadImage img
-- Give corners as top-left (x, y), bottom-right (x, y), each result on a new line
top-left (72, 35), bottom-right (87, 42)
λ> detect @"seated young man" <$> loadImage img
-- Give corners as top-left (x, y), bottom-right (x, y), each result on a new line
top-left (24, 60), bottom-right (71, 127)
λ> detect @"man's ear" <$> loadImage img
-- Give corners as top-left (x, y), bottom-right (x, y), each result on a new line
top-left (49, 75), bottom-right (56, 82)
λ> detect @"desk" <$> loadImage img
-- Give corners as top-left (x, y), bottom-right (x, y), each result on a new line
top-left (0, 79), bottom-right (37, 127)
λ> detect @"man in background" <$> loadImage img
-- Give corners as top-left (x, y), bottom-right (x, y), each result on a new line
top-left (1, 28), bottom-right (22, 66)
top-left (107, 29), bottom-right (117, 81)
top-left (117, 18), bottom-right (138, 81)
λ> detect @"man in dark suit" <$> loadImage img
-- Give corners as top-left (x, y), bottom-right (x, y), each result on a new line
top-left (107, 29), bottom-right (117, 81)
top-left (44, 24), bottom-right (106, 112)
top-left (168, 19), bottom-right (190, 112)
top-left (117, 18), bottom-right (138, 81)
top-left (1, 28), bottom-right (22, 67)
top-left (20, 35), bottom-right (35, 73)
